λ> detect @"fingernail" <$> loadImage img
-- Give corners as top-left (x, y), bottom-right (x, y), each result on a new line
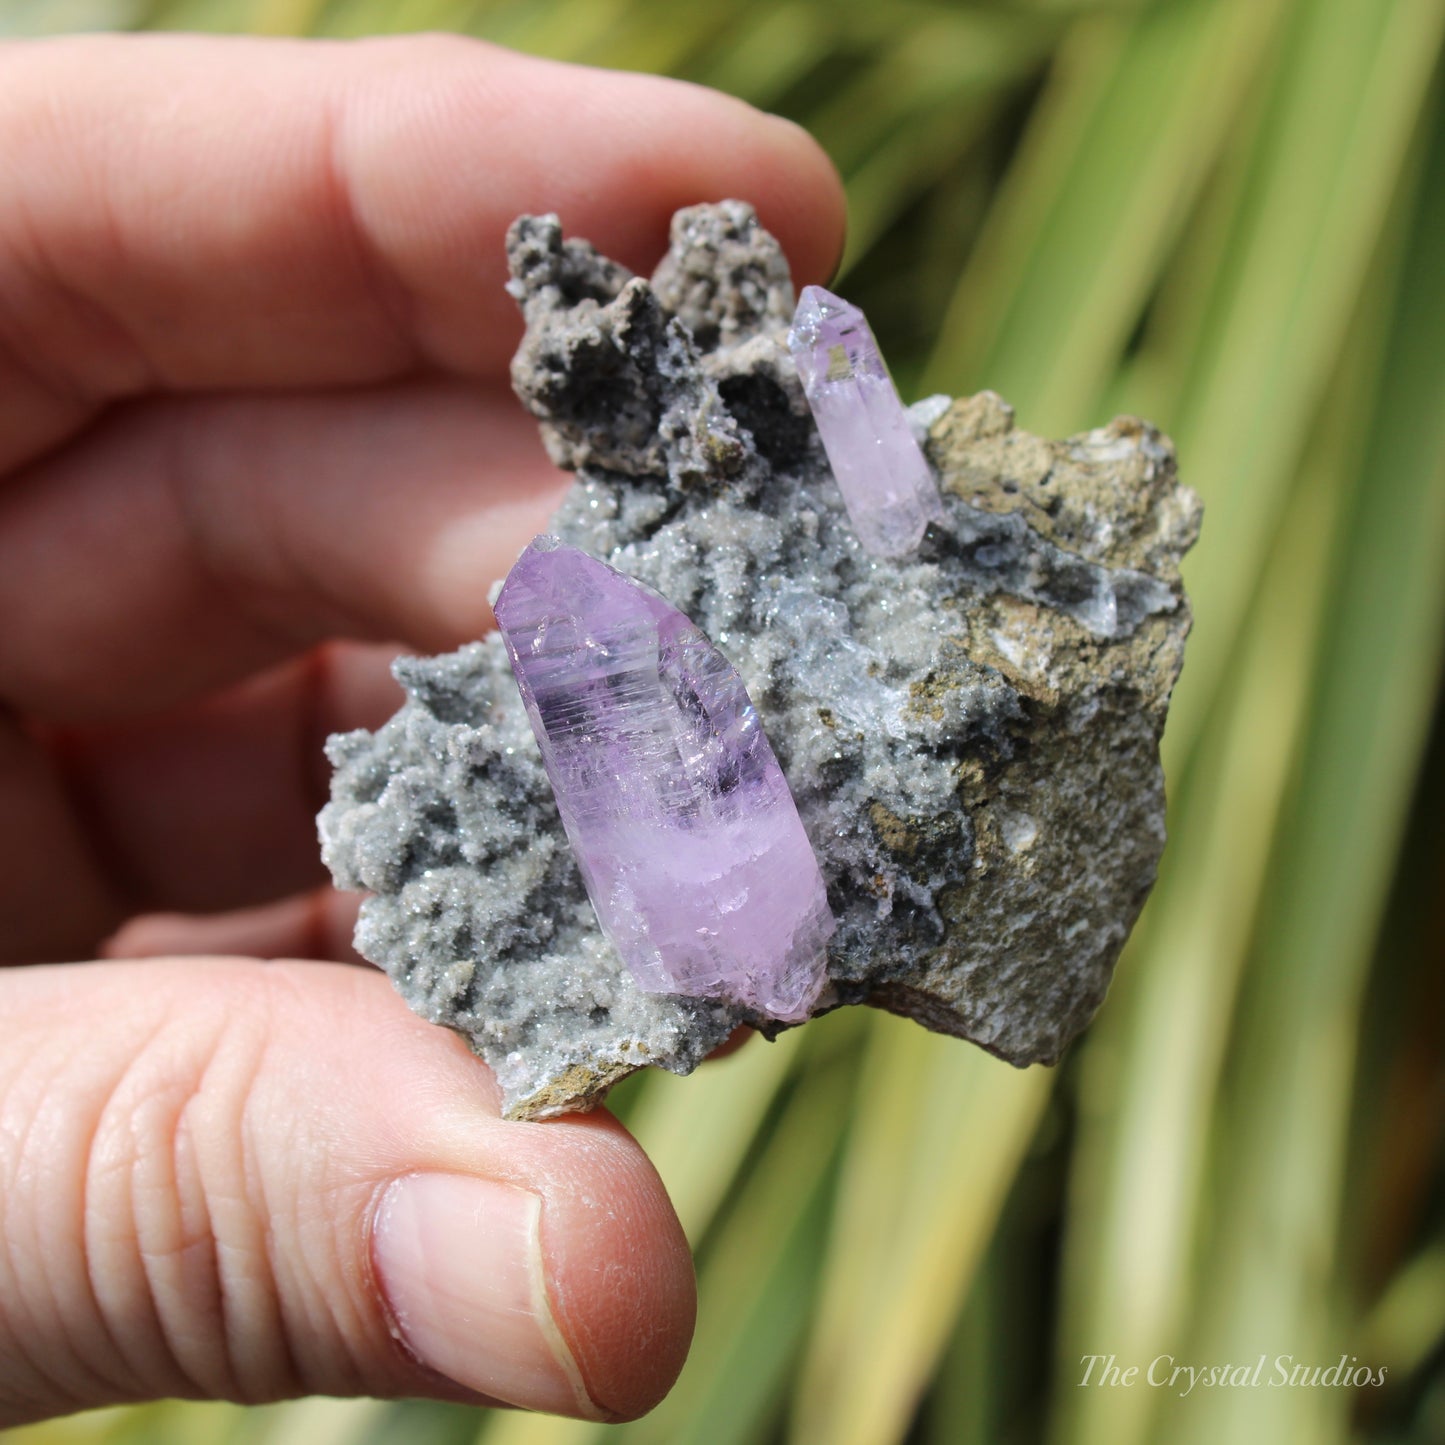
top-left (372, 1173), bottom-right (602, 1418)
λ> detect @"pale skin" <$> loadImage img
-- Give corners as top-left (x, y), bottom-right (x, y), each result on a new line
top-left (0, 33), bottom-right (845, 1425)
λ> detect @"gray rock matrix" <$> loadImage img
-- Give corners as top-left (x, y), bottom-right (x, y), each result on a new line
top-left (319, 201), bottom-right (1201, 1120)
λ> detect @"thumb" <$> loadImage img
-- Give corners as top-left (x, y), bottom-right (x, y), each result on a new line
top-left (0, 958), bottom-right (694, 1425)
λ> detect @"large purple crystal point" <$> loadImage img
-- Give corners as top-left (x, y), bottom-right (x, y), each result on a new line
top-left (493, 538), bottom-right (835, 1021)
top-left (787, 284), bottom-right (946, 558)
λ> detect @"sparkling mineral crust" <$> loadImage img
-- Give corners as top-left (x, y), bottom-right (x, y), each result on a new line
top-left (319, 200), bottom-right (1202, 1120)
top-left (493, 537), bottom-right (833, 1021)
top-left (787, 285), bottom-right (946, 557)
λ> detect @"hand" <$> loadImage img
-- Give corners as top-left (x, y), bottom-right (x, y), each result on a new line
top-left (0, 32), bottom-right (844, 1425)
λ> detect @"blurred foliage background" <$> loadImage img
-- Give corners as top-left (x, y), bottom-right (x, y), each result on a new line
top-left (5, 0), bottom-right (1445, 1440)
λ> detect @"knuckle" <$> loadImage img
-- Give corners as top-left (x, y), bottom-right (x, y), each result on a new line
top-left (0, 964), bottom-right (393, 1423)
top-left (82, 974), bottom-right (290, 1402)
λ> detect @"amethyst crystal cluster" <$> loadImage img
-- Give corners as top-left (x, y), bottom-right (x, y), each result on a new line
top-left (319, 201), bottom-right (1201, 1120)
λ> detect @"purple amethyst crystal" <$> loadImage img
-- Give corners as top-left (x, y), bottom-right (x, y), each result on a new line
top-left (787, 284), bottom-right (946, 557)
top-left (492, 537), bottom-right (835, 1022)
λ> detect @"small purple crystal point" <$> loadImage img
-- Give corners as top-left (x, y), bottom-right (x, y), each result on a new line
top-left (493, 538), bottom-right (834, 1021)
top-left (787, 284), bottom-right (946, 558)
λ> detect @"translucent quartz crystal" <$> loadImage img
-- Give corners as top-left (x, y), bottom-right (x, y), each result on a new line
top-left (787, 284), bottom-right (946, 557)
top-left (494, 537), bottom-right (835, 1020)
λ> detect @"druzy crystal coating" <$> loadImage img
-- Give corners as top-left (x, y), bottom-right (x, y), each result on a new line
top-left (493, 537), bottom-right (834, 1021)
top-left (788, 285), bottom-right (946, 558)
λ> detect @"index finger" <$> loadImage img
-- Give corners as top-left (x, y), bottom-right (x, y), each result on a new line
top-left (0, 32), bottom-right (845, 472)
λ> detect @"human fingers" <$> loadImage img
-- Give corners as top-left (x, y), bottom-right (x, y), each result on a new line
top-left (2, 639), bottom-right (402, 962)
top-left (103, 888), bottom-right (365, 967)
top-left (1, 379), bottom-right (565, 724)
top-left (105, 906), bottom-right (755, 1068)
top-left (1, 381), bottom-right (563, 959)
top-left (0, 958), bottom-right (694, 1425)
top-left (0, 31), bottom-right (845, 473)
